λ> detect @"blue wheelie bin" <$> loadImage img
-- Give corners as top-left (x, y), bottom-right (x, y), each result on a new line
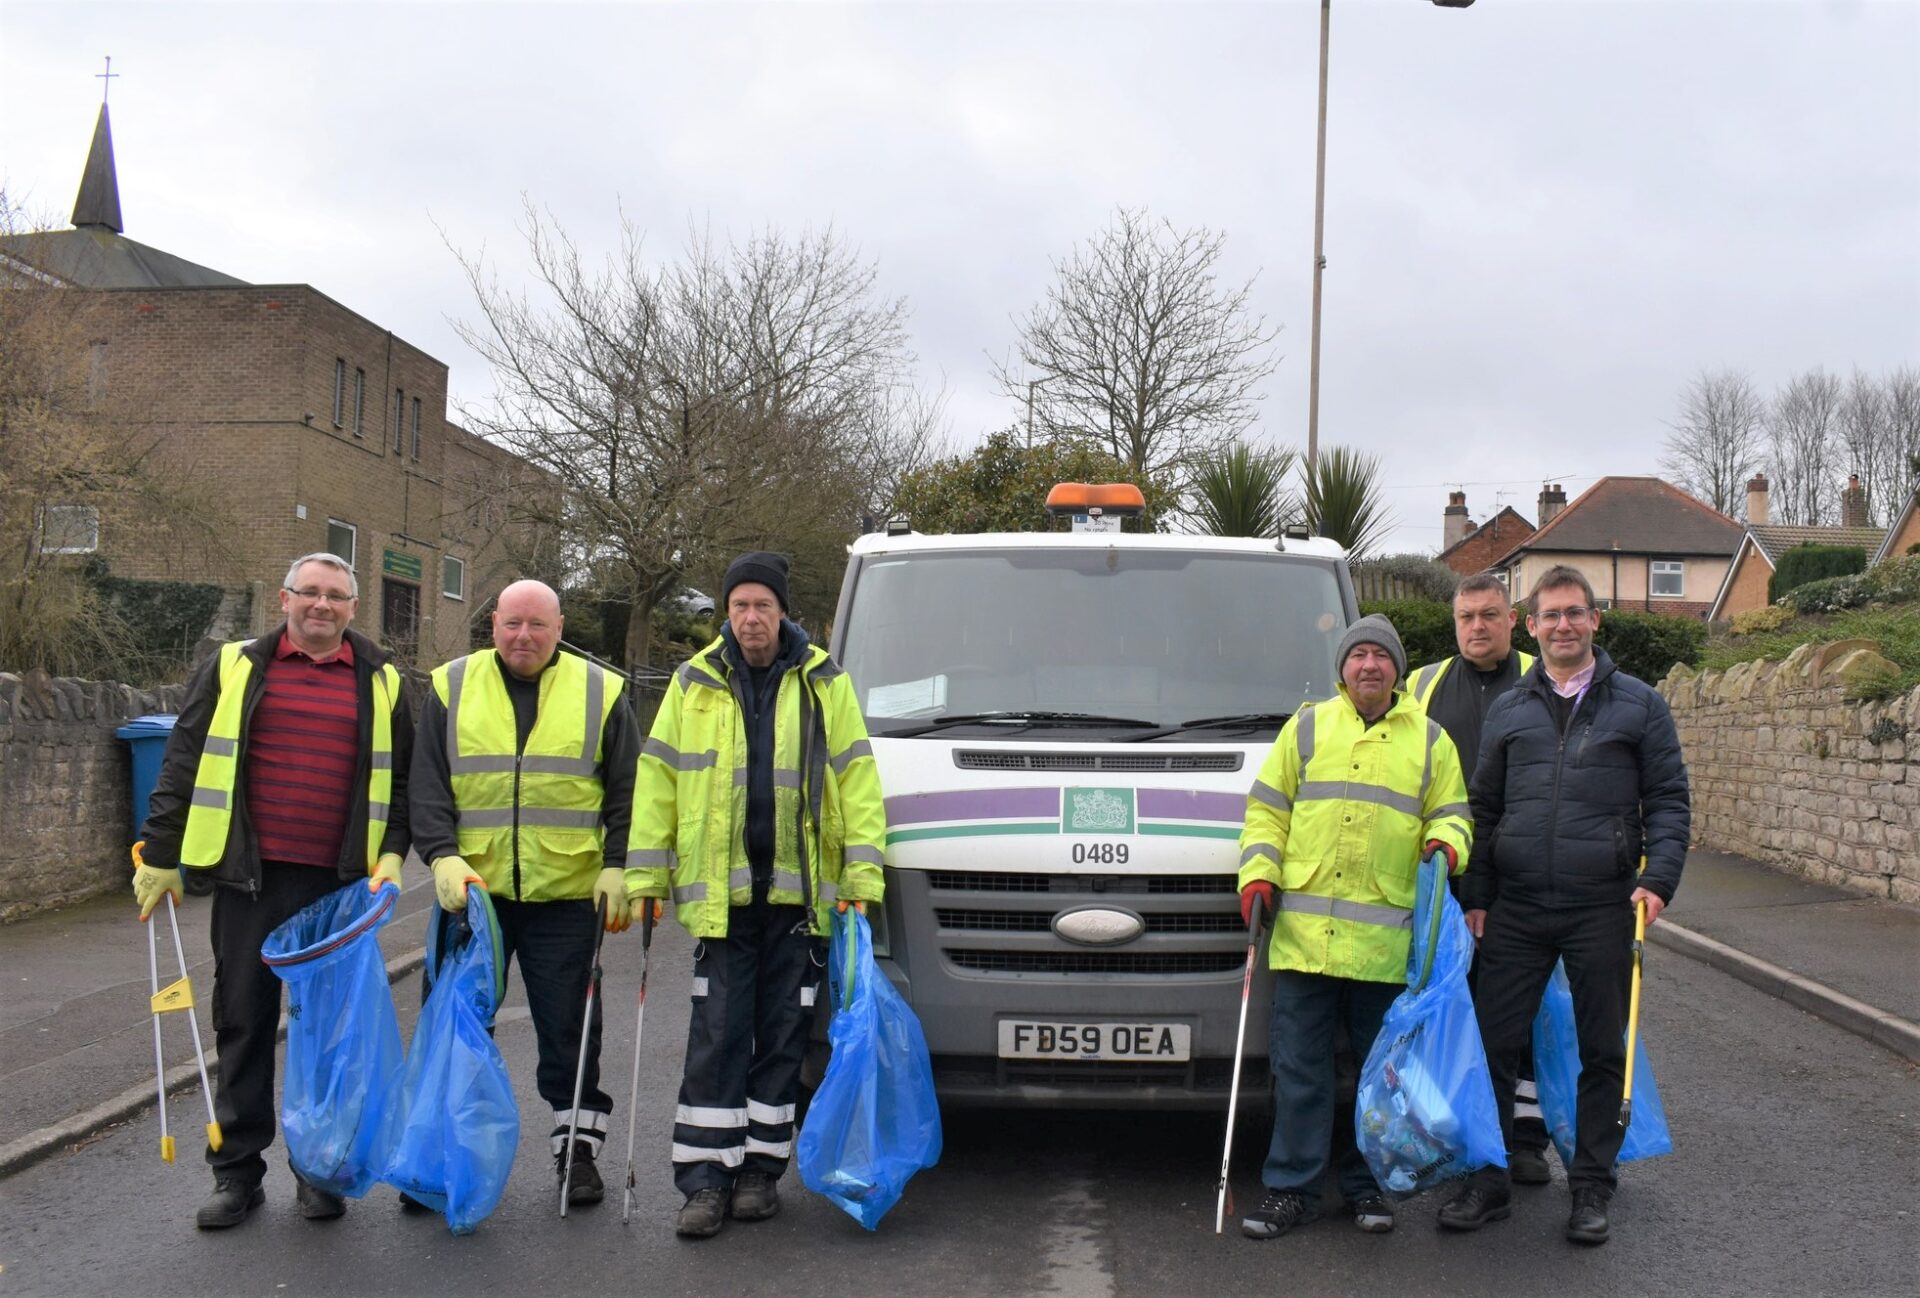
top-left (116, 714), bottom-right (195, 888)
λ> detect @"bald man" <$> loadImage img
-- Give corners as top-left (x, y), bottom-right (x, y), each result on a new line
top-left (411, 579), bottom-right (639, 1207)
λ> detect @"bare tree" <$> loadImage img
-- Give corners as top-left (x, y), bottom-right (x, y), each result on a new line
top-left (1660, 369), bottom-right (1767, 518)
top-left (1838, 368), bottom-right (1898, 524)
top-left (1766, 368), bottom-right (1845, 525)
top-left (994, 207), bottom-right (1280, 481)
top-left (1884, 366), bottom-right (1920, 503)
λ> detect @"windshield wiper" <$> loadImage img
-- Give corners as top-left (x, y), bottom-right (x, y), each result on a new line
top-left (887, 710), bottom-right (1158, 738)
top-left (1126, 711), bottom-right (1293, 742)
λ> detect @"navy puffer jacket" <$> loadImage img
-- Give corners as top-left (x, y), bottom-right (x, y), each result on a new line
top-left (1460, 648), bottom-right (1689, 912)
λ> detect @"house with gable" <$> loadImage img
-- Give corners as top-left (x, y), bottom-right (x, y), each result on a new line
top-left (1707, 474), bottom-right (1889, 621)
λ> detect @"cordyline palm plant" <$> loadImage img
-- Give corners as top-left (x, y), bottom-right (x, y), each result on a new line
top-left (1190, 442), bottom-right (1300, 538)
top-left (1304, 445), bottom-right (1394, 560)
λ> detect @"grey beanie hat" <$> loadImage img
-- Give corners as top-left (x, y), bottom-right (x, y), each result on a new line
top-left (1336, 614), bottom-right (1407, 682)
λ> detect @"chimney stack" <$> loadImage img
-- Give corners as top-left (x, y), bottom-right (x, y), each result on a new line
top-left (1443, 491), bottom-right (1471, 550)
top-left (1841, 474), bottom-right (1868, 529)
top-left (1746, 472), bottom-right (1769, 525)
top-left (1538, 483), bottom-right (1567, 527)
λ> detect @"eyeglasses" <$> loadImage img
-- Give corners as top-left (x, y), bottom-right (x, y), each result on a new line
top-left (1533, 606), bottom-right (1593, 627)
top-left (286, 587), bottom-right (355, 605)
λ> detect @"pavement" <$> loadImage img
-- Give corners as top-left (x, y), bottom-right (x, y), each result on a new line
top-left (1, 845), bottom-right (1915, 1184)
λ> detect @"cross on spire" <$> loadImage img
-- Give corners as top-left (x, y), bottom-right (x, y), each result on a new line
top-left (96, 55), bottom-right (119, 103)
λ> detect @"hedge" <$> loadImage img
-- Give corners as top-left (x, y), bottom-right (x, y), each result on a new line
top-left (1776, 553), bottom-right (1920, 615)
top-left (1769, 544), bottom-right (1866, 603)
top-left (1360, 599), bottom-right (1704, 687)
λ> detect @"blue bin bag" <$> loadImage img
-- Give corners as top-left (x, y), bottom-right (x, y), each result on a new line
top-left (796, 908), bottom-right (942, 1231)
top-left (261, 881), bottom-right (404, 1197)
top-left (1531, 959), bottom-right (1673, 1165)
top-left (1356, 858), bottom-right (1507, 1196)
top-left (381, 888), bottom-right (518, 1234)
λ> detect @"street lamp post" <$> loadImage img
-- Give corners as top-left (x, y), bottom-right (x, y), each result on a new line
top-left (1304, 0), bottom-right (1473, 478)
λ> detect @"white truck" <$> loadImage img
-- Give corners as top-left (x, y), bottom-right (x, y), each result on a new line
top-left (824, 485), bottom-right (1358, 1108)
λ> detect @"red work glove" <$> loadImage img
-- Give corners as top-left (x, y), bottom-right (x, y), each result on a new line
top-left (1424, 840), bottom-right (1459, 875)
top-left (1239, 881), bottom-right (1276, 930)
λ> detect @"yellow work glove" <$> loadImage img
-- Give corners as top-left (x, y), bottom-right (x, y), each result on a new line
top-left (593, 867), bottom-right (631, 933)
top-left (627, 895), bottom-right (665, 927)
top-left (132, 851), bottom-right (183, 921)
top-left (368, 852), bottom-right (404, 893)
top-left (432, 855), bottom-right (483, 912)
top-left (835, 899), bottom-right (867, 916)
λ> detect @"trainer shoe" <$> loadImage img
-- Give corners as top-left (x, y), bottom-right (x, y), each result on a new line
top-left (675, 1187), bottom-right (731, 1238)
top-left (730, 1171), bottom-right (780, 1221)
top-left (195, 1177), bottom-right (264, 1230)
top-left (1566, 1186), bottom-right (1611, 1245)
top-left (558, 1141), bottom-right (605, 1206)
top-left (1509, 1147), bottom-right (1552, 1186)
top-left (294, 1177), bottom-right (345, 1221)
top-left (1241, 1189), bottom-right (1319, 1240)
top-left (397, 1190), bottom-right (434, 1213)
top-left (1437, 1175), bottom-right (1512, 1231)
top-left (1351, 1194), bottom-right (1396, 1233)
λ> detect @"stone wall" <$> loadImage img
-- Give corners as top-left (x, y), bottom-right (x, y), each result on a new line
top-left (1661, 640), bottom-right (1920, 903)
top-left (0, 670), bottom-right (187, 921)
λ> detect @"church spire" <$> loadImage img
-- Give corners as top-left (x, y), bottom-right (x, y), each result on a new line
top-left (72, 102), bottom-right (124, 233)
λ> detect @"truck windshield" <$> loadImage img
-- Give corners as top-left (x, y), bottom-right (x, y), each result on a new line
top-left (839, 548), bottom-right (1347, 734)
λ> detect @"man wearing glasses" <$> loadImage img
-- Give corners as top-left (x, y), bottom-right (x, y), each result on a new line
top-left (133, 552), bottom-right (413, 1229)
top-left (1437, 565), bottom-right (1688, 1246)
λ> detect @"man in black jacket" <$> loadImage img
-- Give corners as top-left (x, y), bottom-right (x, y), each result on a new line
top-left (1437, 565), bottom-right (1688, 1246)
top-left (134, 552), bottom-right (413, 1229)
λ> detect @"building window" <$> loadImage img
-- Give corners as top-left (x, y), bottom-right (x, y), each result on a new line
top-left (39, 504), bottom-right (99, 554)
top-left (1651, 559), bottom-right (1684, 598)
top-left (353, 369), bottom-right (366, 437)
top-left (88, 342), bottom-right (109, 405)
top-left (443, 555), bottom-right (466, 601)
top-left (326, 519), bottom-right (357, 569)
top-left (333, 359), bottom-right (346, 426)
top-left (393, 388), bottom-right (406, 454)
top-left (411, 397), bottom-right (422, 460)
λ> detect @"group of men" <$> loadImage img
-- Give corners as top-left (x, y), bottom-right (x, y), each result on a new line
top-left (132, 548), bottom-right (884, 1239)
top-left (1235, 565), bottom-right (1690, 1247)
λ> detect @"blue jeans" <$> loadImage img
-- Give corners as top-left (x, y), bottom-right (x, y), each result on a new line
top-left (1262, 969), bottom-right (1400, 1209)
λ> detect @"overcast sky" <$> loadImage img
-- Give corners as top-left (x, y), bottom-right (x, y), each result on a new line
top-left (4, 0), bottom-right (1916, 552)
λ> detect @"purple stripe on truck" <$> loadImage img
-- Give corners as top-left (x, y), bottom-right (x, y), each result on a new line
top-left (884, 786), bottom-right (1062, 825)
top-left (1136, 788), bottom-right (1246, 823)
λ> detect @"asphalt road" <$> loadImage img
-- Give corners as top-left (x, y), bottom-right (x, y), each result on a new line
top-left (2, 918), bottom-right (1915, 1298)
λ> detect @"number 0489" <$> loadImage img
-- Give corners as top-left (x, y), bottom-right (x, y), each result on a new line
top-left (1071, 842), bottom-right (1129, 865)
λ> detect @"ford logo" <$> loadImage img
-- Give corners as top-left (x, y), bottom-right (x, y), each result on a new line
top-left (1052, 905), bottom-right (1146, 947)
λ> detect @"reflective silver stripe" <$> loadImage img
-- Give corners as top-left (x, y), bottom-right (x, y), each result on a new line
top-left (830, 739), bottom-right (872, 775)
top-left (369, 751), bottom-right (392, 771)
top-left (677, 660), bottom-right (726, 692)
top-left (203, 736), bottom-right (237, 757)
top-left (626, 848), bottom-right (677, 870)
top-left (1296, 781), bottom-right (1424, 818)
top-left (581, 662), bottom-right (606, 763)
top-left (520, 754), bottom-right (597, 777)
top-left (554, 1130), bottom-right (606, 1156)
top-left (1296, 705), bottom-right (1316, 769)
top-left (1412, 662), bottom-right (1443, 702)
top-left (728, 867), bottom-right (754, 891)
top-left (842, 844), bottom-right (885, 867)
top-left (1250, 779), bottom-right (1292, 812)
top-left (733, 767), bottom-right (749, 786)
top-left (1240, 842), bottom-right (1280, 868)
top-left (800, 984), bottom-right (818, 1007)
top-left (811, 661), bottom-right (844, 684)
top-left (744, 1137), bottom-right (792, 1158)
top-left (1430, 802), bottom-right (1471, 823)
top-left (818, 880), bottom-right (838, 904)
top-left (773, 768), bottom-right (801, 790)
top-left (747, 1099), bottom-right (795, 1124)
top-left (445, 655), bottom-right (468, 763)
top-left (449, 755), bottom-right (520, 774)
top-left (458, 807), bottom-right (600, 830)
top-left (367, 801), bottom-right (388, 821)
top-left (771, 869), bottom-right (804, 895)
top-left (646, 739), bottom-right (719, 772)
top-left (671, 1142), bottom-right (744, 1168)
top-left (673, 881), bottom-right (709, 903)
top-left (1422, 717), bottom-right (1443, 802)
top-left (1515, 1101), bottom-right (1544, 1120)
top-left (552, 1107), bottom-right (609, 1134)
top-left (190, 787), bottom-right (228, 810)
top-left (676, 1104), bottom-right (747, 1129)
top-left (690, 976), bottom-right (709, 997)
top-left (1278, 892), bottom-right (1414, 929)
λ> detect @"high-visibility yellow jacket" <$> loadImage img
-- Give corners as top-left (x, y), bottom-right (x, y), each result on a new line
top-left (1407, 652), bottom-right (1536, 709)
top-left (1236, 686), bottom-right (1472, 983)
top-left (625, 638), bottom-right (886, 939)
top-left (429, 649), bottom-right (624, 902)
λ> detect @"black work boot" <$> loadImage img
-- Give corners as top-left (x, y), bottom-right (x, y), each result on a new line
top-left (1566, 1186), bottom-right (1611, 1245)
top-left (558, 1141), bottom-right (605, 1206)
top-left (1241, 1189), bottom-right (1319, 1240)
top-left (1508, 1147), bottom-right (1553, 1186)
top-left (195, 1177), bottom-right (264, 1230)
top-left (675, 1186), bottom-right (731, 1238)
top-left (730, 1170), bottom-right (780, 1221)
top-left (295, 1176), bottom-right (346, 1221)
top-left (1437, 1173), bottom-right (1512, 1231)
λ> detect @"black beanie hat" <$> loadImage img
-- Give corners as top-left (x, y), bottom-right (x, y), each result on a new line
top-left (722, 551), bottom-right (791, 613)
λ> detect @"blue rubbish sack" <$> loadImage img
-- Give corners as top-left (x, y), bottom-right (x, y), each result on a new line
top-left (1355, 857), bottom-right (1507, 1196)
top-left (261, 881), bottom-right (404, 1198)
top-left (1531, 959), bottom-right (1673, 1165)
top-left (796, 908), bottom-right (942, 1230)
top-left (381, 888), bottom-right (519, 1234)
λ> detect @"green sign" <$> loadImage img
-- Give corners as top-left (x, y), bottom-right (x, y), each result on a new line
top-left (1063, 787), bottom-right (1134, 834)
top-left (382, 548), bottom-right (422, 581)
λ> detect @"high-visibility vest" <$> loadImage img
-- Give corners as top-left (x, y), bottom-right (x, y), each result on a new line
top-left (431, 649), bottom-right (623, 902)
top-left (1236, 687), bottom-right (1472, 984)
top-left (1408, 652), bottom-right (1536, 709)
top-left (180, 640), bottom-right (401, 870)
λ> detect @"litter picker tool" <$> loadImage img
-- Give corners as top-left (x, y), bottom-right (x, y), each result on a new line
top-left (1215, 890), bottom-right (1266, 1235)
top-left (560, 893), bottom-right (611, 1217)
top-left (620, 900), bottom-right (658, 1224)
top-left (135, 842), bottom-right (220, 1162)
top-left (1620, 897), bottom-right (1648, 1129)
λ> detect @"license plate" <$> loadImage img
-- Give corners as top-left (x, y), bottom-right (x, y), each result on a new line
top-left (997, 1020), bottom-right (1192, 1062)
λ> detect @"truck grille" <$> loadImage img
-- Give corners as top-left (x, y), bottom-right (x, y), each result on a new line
top-left (936, 908), bottom-right (1242, 935)
top-left (953, 750), bottom-right (1243, 773)
top-left (947, 949), bottom-right (1243, 975)
top-left (928, 871), bottom-right (1235, 894)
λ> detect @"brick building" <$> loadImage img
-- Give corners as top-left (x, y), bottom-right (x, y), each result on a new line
top-left (1, 104), bottom-right (541, 666)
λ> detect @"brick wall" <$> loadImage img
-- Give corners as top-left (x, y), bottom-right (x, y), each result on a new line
top-left (0, 670), bottom-right (187, 921)
top-left (1661, 641), bottom-right (1920, 902)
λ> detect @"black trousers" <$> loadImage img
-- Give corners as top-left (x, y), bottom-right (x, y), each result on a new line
top-left (206, 861), bottom-right (342, 1186)
top-left (671, 899), bottom-right (824, 1196)
top-left (491, 896), bottom-right (613, 1158)
top-left (1466, 932), bottom-right (1548, 1155)
top-left (1473, 897), bottom-right (1634, 1193)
